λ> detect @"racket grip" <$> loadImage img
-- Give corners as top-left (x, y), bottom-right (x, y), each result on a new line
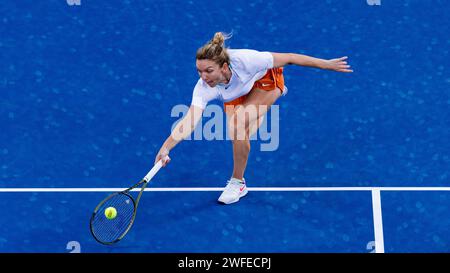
top-left (143, 156), bottom-right (167, 182)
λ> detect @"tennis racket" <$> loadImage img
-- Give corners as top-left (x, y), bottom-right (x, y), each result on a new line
top-left (89, 158), bottom-right (165, 245)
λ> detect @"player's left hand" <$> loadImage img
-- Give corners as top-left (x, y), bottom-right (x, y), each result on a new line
top-left (324, 56), bottom-right (353, 73)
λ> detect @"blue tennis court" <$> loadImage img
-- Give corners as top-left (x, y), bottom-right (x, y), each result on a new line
top-left (1, 0), bottom-right (449, 253)
top-left (1, 187), bottom-right (449, 253)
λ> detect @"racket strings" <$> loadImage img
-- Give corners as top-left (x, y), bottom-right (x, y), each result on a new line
top-left (91, 193), bottom-right (135, 243)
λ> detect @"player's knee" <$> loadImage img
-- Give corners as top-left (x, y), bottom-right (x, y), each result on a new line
top-left (228, 114), bottom-right (248, 140)
top-left (248, 117), bottom-right (263, 137)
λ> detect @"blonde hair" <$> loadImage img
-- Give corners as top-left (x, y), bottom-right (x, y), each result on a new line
top-left (196, 32), bottom-right (232, 67)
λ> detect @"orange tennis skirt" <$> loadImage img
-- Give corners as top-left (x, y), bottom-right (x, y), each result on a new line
top-left (224, 67), bottom-right (285, 107)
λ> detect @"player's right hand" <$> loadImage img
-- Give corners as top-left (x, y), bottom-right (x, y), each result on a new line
top-left (155, 147), bottom-right (171, 167)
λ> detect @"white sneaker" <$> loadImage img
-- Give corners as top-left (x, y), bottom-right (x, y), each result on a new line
top-left (218, 178), bottom-right (248, 204)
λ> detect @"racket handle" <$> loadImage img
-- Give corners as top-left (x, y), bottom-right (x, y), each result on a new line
top-left (143, 156), bottom-right (167, 182)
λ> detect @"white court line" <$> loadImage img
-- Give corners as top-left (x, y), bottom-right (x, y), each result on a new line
top-left (0, 187), bottom-right (450, 192)
top-left (371, 189), bottom-right (385, 253)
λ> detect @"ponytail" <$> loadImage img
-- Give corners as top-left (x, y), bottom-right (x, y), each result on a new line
top-left (196, 32), bottom-right (232, 67)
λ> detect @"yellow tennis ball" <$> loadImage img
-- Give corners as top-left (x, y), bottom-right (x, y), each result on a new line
top-left (104, 207), bottom-right (117, 220)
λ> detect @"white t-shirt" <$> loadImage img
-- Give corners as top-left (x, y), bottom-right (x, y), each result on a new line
top-left (191, 49), bottom-right (274, 109)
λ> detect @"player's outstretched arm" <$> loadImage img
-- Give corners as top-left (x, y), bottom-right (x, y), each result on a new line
top-left (271, 52), bottom-right (353, 73)
top-left (154, 105), bottom-right (204, 166)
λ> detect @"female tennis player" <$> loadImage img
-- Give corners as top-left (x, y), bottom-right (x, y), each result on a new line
top-left (154, 32), bottom-right (352, 204)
